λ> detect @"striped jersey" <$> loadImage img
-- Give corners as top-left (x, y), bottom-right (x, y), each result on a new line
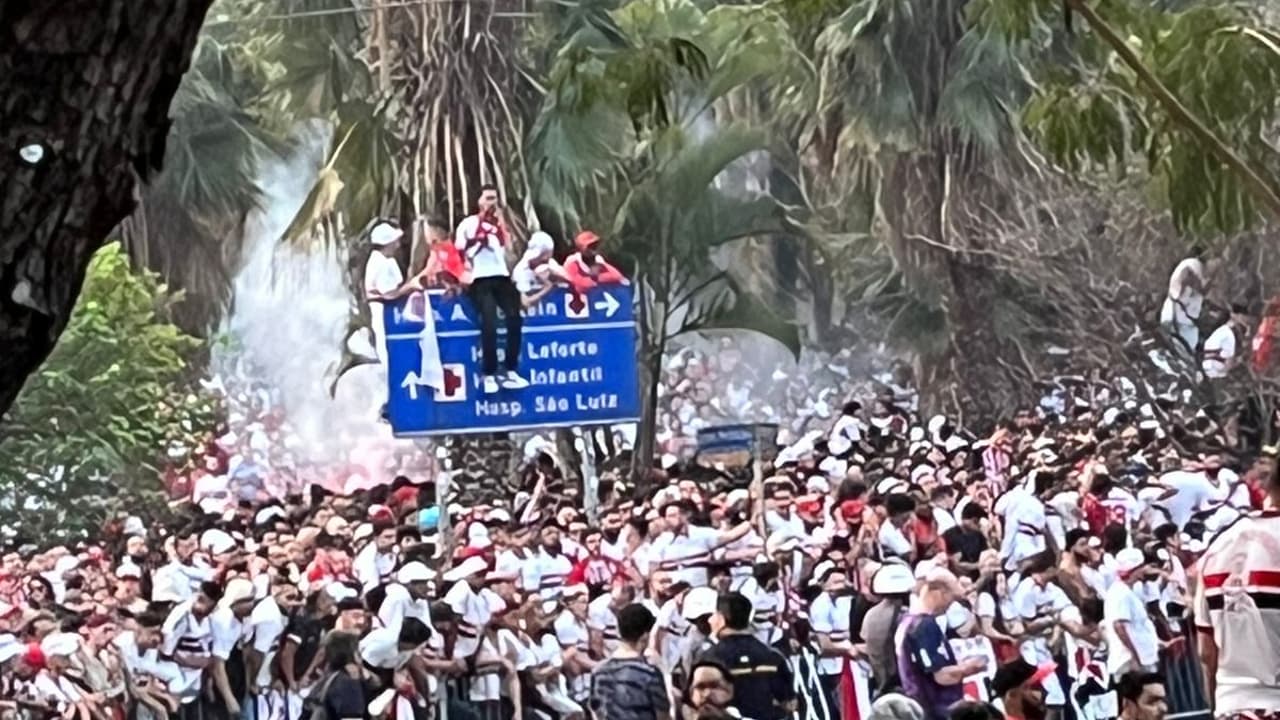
top-left (1194, 509), bottom-right (1280, 714)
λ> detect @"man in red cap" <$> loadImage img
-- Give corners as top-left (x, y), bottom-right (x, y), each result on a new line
top-left (564, 230), bottom-right (626, 294)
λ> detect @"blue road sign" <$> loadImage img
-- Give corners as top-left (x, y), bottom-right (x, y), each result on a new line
top-left (384, 285), bottom-right (641, 437)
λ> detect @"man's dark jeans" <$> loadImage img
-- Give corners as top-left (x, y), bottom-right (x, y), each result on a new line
top-left (467, 276), bottom-right (523, 375)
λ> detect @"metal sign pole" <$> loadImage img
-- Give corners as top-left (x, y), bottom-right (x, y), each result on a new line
top-left (581, 427), bottom-right (601, 524)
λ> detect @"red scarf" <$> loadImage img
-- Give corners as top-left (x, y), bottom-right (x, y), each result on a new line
top-left (467, 212), bottom-right (508, 249)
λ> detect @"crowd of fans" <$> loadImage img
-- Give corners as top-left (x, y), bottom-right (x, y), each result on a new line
top-left (3, 351), bottom-right (1278, 720)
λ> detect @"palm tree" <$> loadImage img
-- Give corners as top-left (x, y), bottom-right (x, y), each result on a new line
top-left (793, 0), bottom-right (1044, 426)
top-left (530, 0), bottom-right (807, 479)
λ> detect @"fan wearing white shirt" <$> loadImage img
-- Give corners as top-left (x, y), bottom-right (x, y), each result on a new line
top-left (363, 220), bottom-right (408, 364)
top-left (353, 522), bottom-right (400, 592)
top-left (454, 184), bottom-right (529, 394)
top-left (1159, 251), bottom-right (1206, 352)
top-left (1202, 304), bottom-right (1249, 379)
top-left (1103, 549), bottom-right (1171, 679)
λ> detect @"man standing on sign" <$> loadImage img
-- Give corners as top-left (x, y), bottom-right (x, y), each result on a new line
top-left (455, 184), bottom-right (528, 394)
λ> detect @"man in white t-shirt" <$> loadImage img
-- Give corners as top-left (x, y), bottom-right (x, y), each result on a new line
top-left (1159, 250), bottom-right (1206, 353)
top-left (454, 184), bottom-right (529, 394)
top-left (364, 221), bottom-right (406, 364)
top-left (1152, 464), bottom-right (1229, 530)
top-left (1194, 467), bottom-right (1280, 719)
top-left (1103, 549), bottom-right (1169, 679)
top-left (1203, 304), bottom-right (1249, 379)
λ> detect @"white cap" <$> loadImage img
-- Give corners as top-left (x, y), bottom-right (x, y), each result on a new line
top-left (370, 221), bottom-right (404, 246)
top-left (528, 231), bottom-right (555, 254)
top-left (201, 529), bottom-right (237, 556)
top-left (219, 578), bottom-right (257, 611)
top-left (1115, 548), bottom-right (1146, 575)
top-left (396, 562), bottom-right (434, 584)
top-left (488, 509), bottom-right (512, 523)
top-left (40, 633), bottom-right (80, 658)
top-left (442, 556), bottom-right (489, 583)
top-left (115, 563), bottom-right (143, 580)
top-left (871, 564), bottom-right (916, 595)
top-left (255, 506), bottom-right (287, 526)
top-left (681, 587), bottom-right (718, 620)
top-left (806, 476), bottom-right (832, 494)
top-left (123, 516), bottom-right (147, 537)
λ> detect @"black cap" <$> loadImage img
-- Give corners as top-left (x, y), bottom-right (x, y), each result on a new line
top-left (991, 659), bottom-right (1055, 697)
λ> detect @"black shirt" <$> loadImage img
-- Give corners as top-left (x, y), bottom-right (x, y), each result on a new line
top-left (941, 526), bottom-right (987, 578)
top-left (698, 633), bottom-right (795, 720)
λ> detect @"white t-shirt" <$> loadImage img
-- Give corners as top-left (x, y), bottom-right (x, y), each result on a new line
top-left (650, 526), bottom-right (720, 586)
top-left (359, 627), bottom-right (414, 670)
top-left (378, 583), bottom-right (433, 632)
top-left (247, 598), bottom-right (286, 688)
top-left (828, 414), bottom-right (865, 457)
top-left (1103, 581), bottom-right (1160, 675)
top-left (364, 252), bottom-right (403, 299)
top-left (809, 591), bottom-right (851, 675)
top-left (878, 521), bottom-right (913, 560)
top-left (455, 215), bottom-right (510, 279)
top-left (1203, 322), bottom-right (1238, 378)
top-left (1161, 257), bottom-right (1204, 324)
top-left (1156, 470), bottom-right (1226, 529)
top-left (587, 595), bottom-right (620, 656)
top-left (513, 257), bottom-right (564, 294)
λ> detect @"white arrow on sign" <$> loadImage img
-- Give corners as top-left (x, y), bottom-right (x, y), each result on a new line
top-left (401, 371), bottom-right (434, 400)
top-left (593, 291), bottom-right (620, 318)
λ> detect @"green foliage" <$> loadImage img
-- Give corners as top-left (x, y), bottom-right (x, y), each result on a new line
top-left (531, 0), bottom-right (806, 356)
top-left (977, 0), bottom-right (1280, 233)
top-left (0, 244), bottom-right (217, 544)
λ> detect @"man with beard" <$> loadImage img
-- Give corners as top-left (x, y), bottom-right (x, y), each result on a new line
top-left (208, 578), bottom-right (257, 719)
top-left (810, 562), bottom-right (863, 720)
top-left (526, 521), bottom-right (575, 605)
top-left (992, 659), bottom-right (1057, 720)
top-left (1104, 550), bottom-right (1174, 679)
top-left (570, 528), bottom-right (627, 596)
top-left (1058, 529), bottom-right (1106, 606)
top-left (277, 591), bottom-right (331, 702)
top-left (161, 581), bottom-right (222, 718)
top-left (377, 561), bottom-right (436, 633)
top-left (651, 500), bottom-right (753, 588)
top-left (1116, 672), bottom-right (1168, 720)
top-left (353, 520), bottom-right (399, 592)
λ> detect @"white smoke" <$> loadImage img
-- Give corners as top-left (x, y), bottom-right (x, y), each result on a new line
top-left (214, 122), bottom-right (403, 463)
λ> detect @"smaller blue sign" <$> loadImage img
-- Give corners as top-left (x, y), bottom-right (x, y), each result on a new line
top-left (384, 285), bottom-right (641, 437)
top-left (696, 423), bottom-right (780, 458)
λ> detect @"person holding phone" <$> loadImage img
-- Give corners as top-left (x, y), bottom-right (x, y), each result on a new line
top-left (454, 185), bottom-right (529, 395)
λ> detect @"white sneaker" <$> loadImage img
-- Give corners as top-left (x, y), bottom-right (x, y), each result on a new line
top-left (483, 375), bottom-right (500, 394)
top-left (501, 370), bottom-right (530, 389)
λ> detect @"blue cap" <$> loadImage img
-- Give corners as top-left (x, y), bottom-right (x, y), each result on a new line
top-left (418, 506), bottom-right (440, 531)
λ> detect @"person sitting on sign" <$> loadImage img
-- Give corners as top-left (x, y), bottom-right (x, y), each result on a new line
top-left (364, 220), bottom-right (406, 364)
top-left (512, 231), bottom-right (569, 308)
top-left (564, 230), bottom-right (627, 294)
top-left (455, 184), bottom-right (528, 395)
top-left (419, 217), bottom-right (471, 293)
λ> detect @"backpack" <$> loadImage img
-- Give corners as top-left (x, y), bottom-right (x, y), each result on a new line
top-left (302, 672), bottom-right (342, 720)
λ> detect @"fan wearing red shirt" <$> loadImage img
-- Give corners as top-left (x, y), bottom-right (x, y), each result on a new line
top-left (567, 528), bottom-right (625, 596)
top-left (564, 231), bottom-right (626, 294)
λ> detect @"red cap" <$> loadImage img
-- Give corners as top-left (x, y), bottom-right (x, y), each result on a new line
top-left (574, 230), bottom-right (601, 252)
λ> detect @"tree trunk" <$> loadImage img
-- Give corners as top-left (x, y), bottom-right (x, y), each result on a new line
top-left (879, 147), bottom-right (1024, 430)
top-left (0, 0), bottom-right (214, 417)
